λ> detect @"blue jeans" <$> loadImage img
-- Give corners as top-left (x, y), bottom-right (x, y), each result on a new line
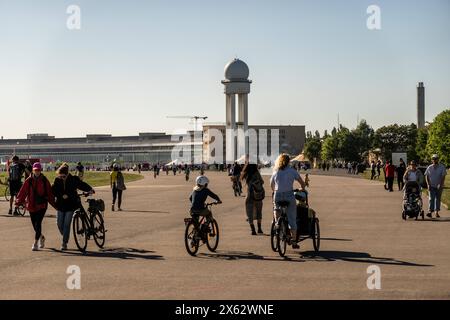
top-left (57, 211), bottom-right (74, 245)
top-left (429, 187), bottom-right (443, 212)
top-left (273, 191), bottom-right (297, 230)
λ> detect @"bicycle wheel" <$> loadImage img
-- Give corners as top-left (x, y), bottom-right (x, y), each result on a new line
top-left (206, 218), bottom-right (219, 252)
top-left (5, 185), bottom-right (10, 202)
top-left (72, 211), bottom-right (88, 252)
top-left (92, 211), bottom-right (106, 248)
top-left (276, 219), bottom-right (288, 257)
top-left (312, 218), bottom-right (320, 252)
top-left (184, 220), bottom-right (199, 256)
top-left (270, 220), bottom-right (278, 252)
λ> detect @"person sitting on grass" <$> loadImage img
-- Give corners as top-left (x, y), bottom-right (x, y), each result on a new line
top-left (189, 175), bottom-right (222, 223)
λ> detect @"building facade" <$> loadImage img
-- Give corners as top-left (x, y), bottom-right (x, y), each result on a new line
top-left (0, 132), bottom-right (199, 164)
top-left (202, 124), bottom-right (306, 164)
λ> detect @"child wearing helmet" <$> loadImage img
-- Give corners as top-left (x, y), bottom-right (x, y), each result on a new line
top-left (189, 175), bottom-right (222, 218)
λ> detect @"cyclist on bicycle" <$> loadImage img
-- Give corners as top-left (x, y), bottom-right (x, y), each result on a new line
top-left (231, 162), bottom-right (243, 193)
top-left (189, 175), bottom-right (222, 221)
top-left (270, 154), bottom-right (306, 249)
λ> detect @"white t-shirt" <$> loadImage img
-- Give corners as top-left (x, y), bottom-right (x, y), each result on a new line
top-left (270, 167), bottom-right (300, 192)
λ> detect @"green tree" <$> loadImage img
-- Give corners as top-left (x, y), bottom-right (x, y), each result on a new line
top-left (321, 135), bottom-right (338, 161)
top-left (336, 127), bottom-right (359, 162)
top-left (416, 127), bottom-right (428, 164)
top-left (304, 137), bottom-right (322, 162)
top-left (373, 123), bottom-right (418, 161)
top-left (353, 120), bottom-right (374, 160)
top-left (426, 109), bottom-right (450, 166)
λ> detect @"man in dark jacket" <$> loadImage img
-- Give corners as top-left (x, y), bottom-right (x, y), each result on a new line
top-left (51, 163), bottom-right (94, 251)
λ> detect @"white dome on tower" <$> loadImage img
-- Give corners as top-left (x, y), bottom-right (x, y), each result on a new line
top-left (224, 58), bottom-right (249, 81)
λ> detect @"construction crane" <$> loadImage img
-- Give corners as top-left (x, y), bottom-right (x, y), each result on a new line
top-left (166, 115), bottom-right (208, 132)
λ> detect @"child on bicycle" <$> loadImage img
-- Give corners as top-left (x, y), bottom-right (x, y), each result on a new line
top-left (189, 175), bottom-right (222, 221)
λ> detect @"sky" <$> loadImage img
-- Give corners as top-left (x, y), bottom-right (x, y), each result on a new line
top-left (0, 0), bottom-right (449, 139)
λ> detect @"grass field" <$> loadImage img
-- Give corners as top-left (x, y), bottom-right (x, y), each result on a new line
top-left (361, 169), bottom-right (449, 210)
top-left (0, 171), bottom-right (144, 197)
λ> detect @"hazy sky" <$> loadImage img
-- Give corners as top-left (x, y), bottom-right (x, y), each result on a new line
top-left (0, 0), bottom-right (449, 138)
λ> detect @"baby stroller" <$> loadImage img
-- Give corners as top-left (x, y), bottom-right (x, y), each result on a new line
top-left (402, 181), bottom-right (424, 220)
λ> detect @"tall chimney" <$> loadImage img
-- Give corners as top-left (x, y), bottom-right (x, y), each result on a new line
top-left (417, 82), bottom-right (425, 128)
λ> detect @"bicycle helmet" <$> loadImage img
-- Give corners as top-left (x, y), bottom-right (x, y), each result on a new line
top-left (196, 175), bottom-right (209, 186)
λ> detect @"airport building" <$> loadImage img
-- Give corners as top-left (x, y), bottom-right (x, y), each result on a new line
top-left (0, 132), bottom-right (198, 164)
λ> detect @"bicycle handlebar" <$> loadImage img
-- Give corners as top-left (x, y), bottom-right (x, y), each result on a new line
top-left (206, 201), bottom-right (221, 207)
top-left (78, 191), bottom-right (94, 197)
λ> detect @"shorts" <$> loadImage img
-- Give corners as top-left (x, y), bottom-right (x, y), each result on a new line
top-left (8, 180), bottom-right (22, 196)
top-left (245, 197), bottom-right (263, 221)
top-left (190, 208), bottom-right (212, 217)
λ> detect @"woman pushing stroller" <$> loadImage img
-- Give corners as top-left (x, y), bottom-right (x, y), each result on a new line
top-left (402, 161), bottom-right (425, 220)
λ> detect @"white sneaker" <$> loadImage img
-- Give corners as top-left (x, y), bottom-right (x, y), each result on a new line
top-left (32, 243), bottom-right (39, 251)
top-left (39, 235), bottom-right (45, 249)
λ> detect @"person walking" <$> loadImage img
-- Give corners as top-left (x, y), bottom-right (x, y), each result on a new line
top-left (270, 154), bottom-right (306, 249)
top-left (241, 163), bottom-right (265, 235)
top-left (403, 160), bottom-right (424, 185)
top-left (75, 162), bottom-right (85, 180)
top-left (385, 160), bottom-right (395, 192)
top-left (396, 158), bottom-right (406, 191)
top-left (153, 164), bottom-right (158, 179)
top-left (52, 163), bottom-right (94, 251)
top-left (15, 162), bottom-right (55, 251)
top-left (370, 161), bottom-right (376, 180)
top-left (7, 156), bottom-right (30, 215)
top-left (111, 163), bottom-right (126, 212)
top-left (376, 160), bottom-right (382, 179)
top-left (425, 154), bottom-right (447, 218)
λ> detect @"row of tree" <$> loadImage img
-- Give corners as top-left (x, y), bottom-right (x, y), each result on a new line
top-left (303, 109), bottom-right (449, 166)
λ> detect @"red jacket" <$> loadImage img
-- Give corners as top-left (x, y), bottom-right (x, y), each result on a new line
top-left (16, 175), bottom-right (56, 213)
top-left (385, 164), bottom-right (395, 178)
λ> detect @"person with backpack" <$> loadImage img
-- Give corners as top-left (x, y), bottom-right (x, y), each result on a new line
top-left (7, 155), bottom-right (29, 215)
top-left (111, 163), bottom-right (126, 211)
top-left (241, 163), bottom-right (265, 235)
top-left (75, 162), bottom-right (85, 180)
top-left (52, 163), bottom-right (94, 251)
top-left (15, 162), bottom-right (56, 251)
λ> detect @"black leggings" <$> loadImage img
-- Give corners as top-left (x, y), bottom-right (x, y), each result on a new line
top-left (30, 209), bottom-right (46, 241)
top-left (112, 185), bottom-right (123, 208)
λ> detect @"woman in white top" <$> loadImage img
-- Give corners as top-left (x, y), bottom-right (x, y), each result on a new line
top-left (270, 154), bottom-right (306, 249)
top-left (403, 160), bottom-right (424, 186)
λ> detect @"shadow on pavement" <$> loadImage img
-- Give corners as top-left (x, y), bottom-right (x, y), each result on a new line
top-left (319, 237), bottom-right (353, 242)
top-left (300, 250), bottom-right (433, 267)
top-left (49, 247), bottom-right (164, 260)
top-left (418, 218), bottom-right (450, 223)
top-left (197, 250), bottom-right (305, 263)
top-left (119, 210), bottom-right (170, 214)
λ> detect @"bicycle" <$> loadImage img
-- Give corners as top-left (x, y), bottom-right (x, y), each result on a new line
top-left (270, 190), bottom-right (320, 257)
top-left (72, 192), bottom-right (106, 252)
top-left (273, 200), bottom-right (292, 257)
top-left (184, 202), bottom-right (220, 256)
top-left (230, 176), bottom-right (242, 197)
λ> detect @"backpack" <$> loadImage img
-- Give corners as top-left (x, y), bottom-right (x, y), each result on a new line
top-left (28, 175), bottom-right (49, 205)
top-left (116, 172), bottom-right (126, 191)
top-left (9, 163), bottom-right (22, 181)
top-left (250, 177), bottom-right (265, 201)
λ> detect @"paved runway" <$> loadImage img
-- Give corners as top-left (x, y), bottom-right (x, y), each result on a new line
top-left (0, 171), bottom-right (449, 299)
